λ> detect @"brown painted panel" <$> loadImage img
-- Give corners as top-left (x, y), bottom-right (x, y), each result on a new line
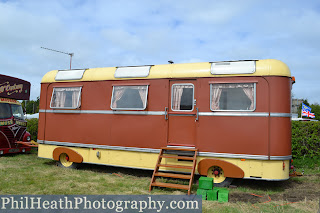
top-left (37, 84), bottom-right (48, 141)
top-left (53, 147), bottom-right (83, 163)
top-left (267, 77), bottom-right (292, 113)
top-left (197, 116), bottom-right (269, 155)
top-left (198, 159), bottom-right (244, 178)
top-left (44, 113), bottom-right (110, 144)
top-left (110, 115), bottom-right (167, 148)
top-left (167, 115), bottom-right (196, 145)
top-left (269, 117), bottom-right (292, 156)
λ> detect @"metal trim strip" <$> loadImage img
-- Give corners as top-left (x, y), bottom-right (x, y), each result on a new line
top-left (37, 140), bottom-right (291, 160)
top-left (39, 109), bottom-right (290, 118)
top-left (243, 177), bottom-right (289, 181)
top-left (270, 113), bottom-right (292, 117)
top-left (39, 109), bottom-right (165, 115)
top-left (199, 112), bottom-right (269, 117)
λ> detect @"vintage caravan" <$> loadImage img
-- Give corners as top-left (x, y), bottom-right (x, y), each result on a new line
top-left (38, 59), bottom-right (293, 192)
top-left (0, 74), bottom-right (34, 155)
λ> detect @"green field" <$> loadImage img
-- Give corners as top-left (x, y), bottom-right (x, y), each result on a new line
top-left (0, 150), bottom-right (319, 212)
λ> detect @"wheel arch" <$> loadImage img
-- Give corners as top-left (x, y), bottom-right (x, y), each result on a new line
top-left (198, 159), bottom-right (244, 178)
top-left (53, 147), bottom-right (83, 163)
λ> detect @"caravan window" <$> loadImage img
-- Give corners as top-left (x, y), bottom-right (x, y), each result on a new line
top-left (111, 85), bottom-right (148, 110)
top-left (210, 83), bottom-right (255, 111)
top-left (50, 87), bottom-right (82, 109)
top-left (171, 84), bottom-right (194, 111)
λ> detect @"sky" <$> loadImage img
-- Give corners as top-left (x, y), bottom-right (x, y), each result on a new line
top-left (0, 0), bottom-right (319, 104)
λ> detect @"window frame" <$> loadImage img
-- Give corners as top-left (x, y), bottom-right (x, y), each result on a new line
top-left (209, 82), bottom-right (256, 112)
top-left (110, 85), bottom-right (149, 111)
top-left (50, 86), bottom-right (82, 109)
top-left (171, 83), bottom-right (195, 112)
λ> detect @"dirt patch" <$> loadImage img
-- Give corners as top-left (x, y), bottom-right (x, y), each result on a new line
top-left (229, 193), bottom-right (262, 203)
top-left (229, 175), bottom-right (320, 203)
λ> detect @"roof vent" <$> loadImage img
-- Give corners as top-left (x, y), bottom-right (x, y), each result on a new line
top-left (211, 61), bottom-right (256, 75)
top-left (115, 66), bottom-right (151, 78)
top-left (55, 69), bottom-right (86, 81)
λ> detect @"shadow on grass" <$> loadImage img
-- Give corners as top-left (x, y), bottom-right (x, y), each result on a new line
top-left (77, 163), bottom-right (154, 178)
top-left (231, 178), bottom-right (294, 192)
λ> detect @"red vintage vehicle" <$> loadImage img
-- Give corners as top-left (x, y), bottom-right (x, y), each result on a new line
top-left (0, 74), bottom-right (34, 155)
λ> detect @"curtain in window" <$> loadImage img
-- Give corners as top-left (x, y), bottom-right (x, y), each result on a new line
top-left (172, 85), bottom-right (193, 110)
top-left (137, 86), bottom-right (148, 107)
top-left (211, 86), bottom-right (222, 110)
top-left (111, 86), bottom-right (126, 108)
top-left (242, 86), bottom-right (254, 110)
top-left (210, 83), bottom-right (254, 110)
top-left (51, 87), bottom-right (81, 108)
top-left (52, 89), bottom-right (66, 108)
top-left (112, 86), bottom-right (148, 109)
top-left (71, 89), bottom-right (81, 108)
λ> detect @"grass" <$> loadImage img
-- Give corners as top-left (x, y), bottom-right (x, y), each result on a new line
top-left (0, 150), bottom-right (319, 212)
top-left (293, 157), bottom-right (320, 175)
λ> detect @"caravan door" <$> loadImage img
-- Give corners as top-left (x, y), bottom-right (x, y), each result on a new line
top-left (167, 80), bottom-right (197, 147)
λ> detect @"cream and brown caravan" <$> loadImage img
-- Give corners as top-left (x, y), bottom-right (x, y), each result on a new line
top-left (37, 59), bottom-right (293, 194)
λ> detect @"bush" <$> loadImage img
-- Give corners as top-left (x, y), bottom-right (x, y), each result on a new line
top-left (26, 118), bottom-right (38, 141)
top-left (292, 121), bottom-right (320, 159)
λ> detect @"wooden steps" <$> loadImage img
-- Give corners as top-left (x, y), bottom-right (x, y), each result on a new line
top-left (151, 182), bottom-right (189, 190)
top-left (149, 147), bottom-right (198, 195)
top-left (154, 172), bottom-right (191, 179)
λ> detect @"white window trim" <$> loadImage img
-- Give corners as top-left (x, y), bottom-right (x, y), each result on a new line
top-left (209, 83), bottom-right (256, 112)
top-left (110, 85), bottom-right (149, 111)
top-left (50, 87), bottom-right (82, 109)
top-left (171, 83), bottom-right (195, 112)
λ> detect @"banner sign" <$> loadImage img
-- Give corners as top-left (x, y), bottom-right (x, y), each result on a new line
top-left (0, 74), bottom-right (30, 100)
top-left (0, 195), bottom-right (202, 213)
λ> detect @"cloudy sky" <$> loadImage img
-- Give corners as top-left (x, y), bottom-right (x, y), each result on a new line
top-left (0, 0), bottom-right (319, 103)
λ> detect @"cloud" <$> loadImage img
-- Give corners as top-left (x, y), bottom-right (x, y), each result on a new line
top-left (0, 0), bottom-right (319, 103)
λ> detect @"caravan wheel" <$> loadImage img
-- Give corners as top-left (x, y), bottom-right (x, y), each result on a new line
top-left (57, 153), bottom-right (78, 169)
top-left (207, 166), bottom-right (233, 187)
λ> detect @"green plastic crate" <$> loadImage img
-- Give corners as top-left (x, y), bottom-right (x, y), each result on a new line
top-left (198, 176), bottom-right (213, 190)
top-left (196, 188), bottom-right (207, 200)
top-left (207, 188), bottom-right (219, 201)
top-left (218, 189), bottom-right (229, 203)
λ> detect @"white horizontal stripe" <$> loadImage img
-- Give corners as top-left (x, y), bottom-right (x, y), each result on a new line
top-left (270, 113), bottom-right (292, 117)
top-left (39, 109), bottom-right (165, 115)
top-left (39, 109), bottom-right (291, 118)
top-left (37, 140), bottom-right (291, 160)
top-left (199, 112), bottom-right (269, 117)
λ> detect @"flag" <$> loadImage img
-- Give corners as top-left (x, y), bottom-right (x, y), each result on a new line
top-left (301, 103), bottom-right (315, 118)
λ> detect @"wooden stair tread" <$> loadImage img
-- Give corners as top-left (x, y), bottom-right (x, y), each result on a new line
top-left (155, 172), bottom-right (191, 179)
top-left (160, 155), bottom-right (195, 160)
top-left (162, 147), bottom-right (197, 152)
top-left (157, 164), bottom-right (193, 170)
top-left (149, 147), bottom-right (198, 195)
top-left (151, 182), bottom-right (189, 190)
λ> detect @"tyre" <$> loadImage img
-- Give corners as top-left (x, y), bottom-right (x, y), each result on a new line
top-left (207, 166), bottom-right (233, 187)
top-left (57, 153), bottom-right (78, 169)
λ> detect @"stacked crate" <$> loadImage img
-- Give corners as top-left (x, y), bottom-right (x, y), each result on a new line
top-left (196, 177), bottom-right (229, 202)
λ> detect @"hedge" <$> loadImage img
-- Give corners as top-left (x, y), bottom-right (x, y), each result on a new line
top-left (292, 121), bottom-right (320, 159)
top-left (25, 119), bottom-right (320, 159)
top-left (26, 118), bottom-right (38, 142)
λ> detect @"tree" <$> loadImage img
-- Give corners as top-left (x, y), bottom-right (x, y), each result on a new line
top-left (21, 97), bottom-right (40, 114)
top-left (310, 103), bottom-right (320, 120)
